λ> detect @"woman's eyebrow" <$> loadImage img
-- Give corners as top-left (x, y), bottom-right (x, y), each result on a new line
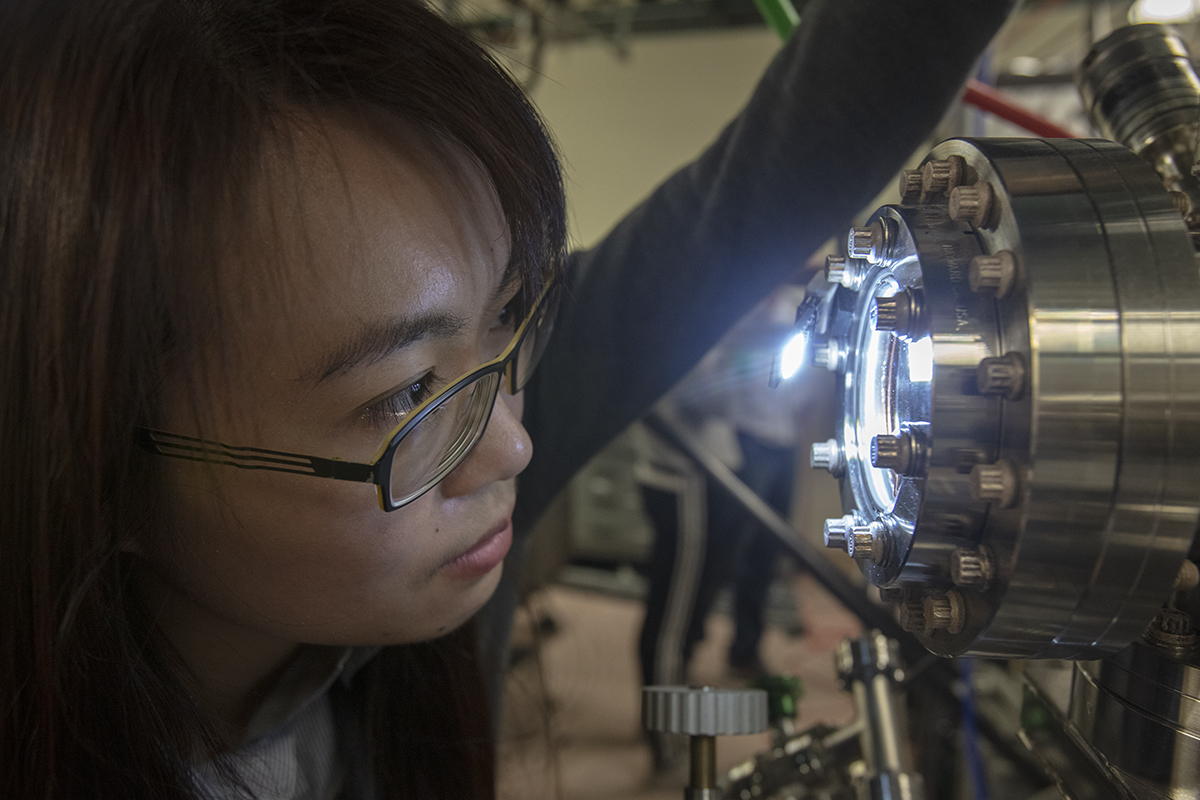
top-left (307, 311), bottom-right (468, 385)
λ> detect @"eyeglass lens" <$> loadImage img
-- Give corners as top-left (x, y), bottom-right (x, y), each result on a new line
top-left (386, 289), bottom-right (556, 508)
top-left (388, 371), bottom-right (501, 507)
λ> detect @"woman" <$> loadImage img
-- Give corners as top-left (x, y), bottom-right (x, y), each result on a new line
top-left (0, 0), bottom-right (1014, 797)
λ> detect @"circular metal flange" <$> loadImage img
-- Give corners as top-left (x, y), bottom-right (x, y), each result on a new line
top-left (829, 136), bottom-right (1200, 659)
top-left (831, 202), bottom-right (999, 589)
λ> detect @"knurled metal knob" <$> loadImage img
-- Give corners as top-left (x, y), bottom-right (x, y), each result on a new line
top-left (921, 157), bottom-right (965, 194)
top-left (970, 459), bottom-right (1019, 508)
top-left (824, 516), bottom-right (853, 551)
top-left (968, 251), bottom-right (1017, 298)
top-left (977, 352), bottom-right (1025, 400)
top-left (949, 183), bottom-right (995, 229)
top-left (847, 523), bottom-right (885, 565)
top-left (811, 438), bottom-right (843, 474)
top-left (923, 591), bottom-right (967, 636)
top-left (898, 169), bottom-right (924, 204)
top-left (950, 547), bottom-right (994, 589)
top-left (871, 433), bottom-right (912, 474)
top-left (642, 685), bottom-right (769, 736)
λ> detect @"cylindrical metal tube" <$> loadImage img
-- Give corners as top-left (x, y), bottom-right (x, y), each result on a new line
top-left (867, 674), bottom-right (905, 773)
top-left (689, 735), bottom-right (717, 791)
top-left (1078, 24), bottom-right (1200, 222)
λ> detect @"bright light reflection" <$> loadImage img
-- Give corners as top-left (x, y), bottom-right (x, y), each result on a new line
top-left (780, 332), bottom-right (806, 380)
top-left (908, 337), bottom-right (934, 383)
top-left (1131, 0), bottom-right (1196, 21)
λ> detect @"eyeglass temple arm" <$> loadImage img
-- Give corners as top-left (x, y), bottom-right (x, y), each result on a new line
top-left (134, 428), bottom-right (376, 483)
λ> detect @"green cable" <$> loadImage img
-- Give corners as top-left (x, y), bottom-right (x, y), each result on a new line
top-left (751, 0), bottom-right (799, 41)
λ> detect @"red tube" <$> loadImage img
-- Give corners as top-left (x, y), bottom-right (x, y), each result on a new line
top-left (962, 79), bottom-right (1077, 139)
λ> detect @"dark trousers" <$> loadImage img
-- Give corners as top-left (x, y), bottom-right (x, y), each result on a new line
top-left (638, 433), bottom-right (795, 689)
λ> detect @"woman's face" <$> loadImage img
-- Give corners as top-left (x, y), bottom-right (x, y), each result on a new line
top-left (138, 113), bottom-right (532, 657)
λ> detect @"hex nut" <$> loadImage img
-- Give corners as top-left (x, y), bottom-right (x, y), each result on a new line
top-left (968, 250), bottom-right (1018, 298)
top-left (977, 352), bottom-right (1026, 401)
top-left (923, 591), bottom-right (967, 636)
top-left (970, 459), bottom-right (1019, 508)
top-left (811, 438), bottom-right (843, 475)
top-left (949, 183), bottom-right (996, 229)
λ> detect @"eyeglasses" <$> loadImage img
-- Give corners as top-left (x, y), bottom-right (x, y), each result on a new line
top-left (136, 277), bottom-right (559, 511)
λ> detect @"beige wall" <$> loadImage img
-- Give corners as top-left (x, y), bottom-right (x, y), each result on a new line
top-left (522, 29), bottom-right (781, 248)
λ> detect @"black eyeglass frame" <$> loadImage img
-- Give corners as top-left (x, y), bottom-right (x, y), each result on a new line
top-left (136, 277), bottom-right (559, 512)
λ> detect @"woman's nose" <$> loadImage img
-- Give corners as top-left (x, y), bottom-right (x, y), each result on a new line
top-left (437, 388), bottom-right (530, 499)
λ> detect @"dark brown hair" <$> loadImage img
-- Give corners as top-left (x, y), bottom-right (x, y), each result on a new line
top-left (0, 1), bottom-right (565, 797)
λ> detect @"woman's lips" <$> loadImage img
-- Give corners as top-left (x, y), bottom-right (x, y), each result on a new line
top-left (442, 516), bottom-right (512, 579)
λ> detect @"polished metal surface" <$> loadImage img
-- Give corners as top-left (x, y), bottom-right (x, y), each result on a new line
top-left (836, 631), bottom-right (926, 800)
top-left (1070, 643), bottom-right (1200, 799)
top-left (1078, 24), bottom-right (1200, 224)
top-left (814, 137), bottom-right (1200, 658)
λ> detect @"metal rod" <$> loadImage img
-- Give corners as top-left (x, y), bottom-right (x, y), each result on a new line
top-left (690, 734), bottom-right (717, 790)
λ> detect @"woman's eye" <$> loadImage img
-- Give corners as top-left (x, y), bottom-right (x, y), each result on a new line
top-left (362, 372), bottom-right (440, 427)
top-left (495, 301), bottom-right (518, 332)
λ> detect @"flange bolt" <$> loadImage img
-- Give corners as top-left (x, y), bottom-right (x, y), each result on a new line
top-left (1146, 607), bottom-right (1197, 649)
top-left (897, 599), bottom-right (926, 633)
top-left (848, 222), bottom-right (886, 264)
top-left (826, 254), bottom-right (866, 289)
top-left (921, 156), bottom-right (966, 195)
top-left (847, 523), bottom-right (886, 565)
top-left (977, 352), bottom-right (1026, 401)
top-left (824, 516), bottom-right (854, 551)
top-left (825, 254), bottom-right (849, 285)
top-left (899, 169), bottom-right (924, 204)
top-left (1176, 560), bottom-right (1200, 593)
top-left (969, 251), bottom-right (1017, 298)
top-left (949, 183), bottom-right (996, 229)
top-left (813, 341), bottom-right (840, 372)
top-left (969, 459), bottom-right (1019, 508)
top-left (871, 433), bottom-right (912, 474)
top-left (811, 438), bottom-right (843, 475)
top-left (871, 291), bottom-right (915, 335)
top-left (923, 591), bottom-right (967, 636)
top-left (950, 547), bottom-right (994, 589)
